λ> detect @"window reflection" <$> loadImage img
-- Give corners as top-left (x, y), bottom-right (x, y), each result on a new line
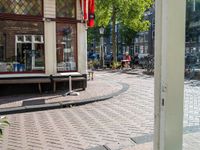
top-left (0, 21), bottom-right (45, 73)
top-left (186, 0), bottom-right (200, 72)
top-left (56, 0), bottom-right (76, 18)
top-left (56, 23), bottom-right (77, 72)
top-left (0, 0), bottom-right (42, 16)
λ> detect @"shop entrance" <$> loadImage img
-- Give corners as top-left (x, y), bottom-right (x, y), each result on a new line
top-left (15, 35), bottom-right (44, 72)
top-left (17, 43), bottom-right (32, 71)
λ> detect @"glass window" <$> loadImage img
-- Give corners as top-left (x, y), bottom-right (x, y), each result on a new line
top-left (56, 0), bottom-right (76, 18)
top-left (0, 20), bottom-right (45, 73)
top-left (144, 34), bottom-right (149, 42)
top-left (0, 0), bottom-right (42, 16)
top-left (183, 1), bottom-right (200, 149)
top-left (56, 23), bottom-right (77, 72)
top-left (0, 33), bottom-right (5, 62)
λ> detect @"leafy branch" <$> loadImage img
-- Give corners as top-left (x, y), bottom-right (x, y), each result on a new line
top-left (0, 116), bottom-right (9, 137)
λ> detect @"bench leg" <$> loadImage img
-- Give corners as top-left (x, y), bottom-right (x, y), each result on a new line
top-left (38, 83), bottom-right (42, 94)
top-left (53, 81), bottom-right (56, 93)
top-left (91, 72), bottom-right (94, 80)
top-left (88, 73), bottom-right (91, 80)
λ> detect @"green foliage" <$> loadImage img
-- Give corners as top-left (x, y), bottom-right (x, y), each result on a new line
top-left (88, 60), bottom-right (100, 70)
top-left (111, 61), bottom-right (121, 69)
top-left (87, 26), bottom-right (100, 46)
top-left (95, 0), bottom-right (153, 31)
top-left (119, 25), bottom-right (137, 46)
top-left (186, 0), bottom-right (200, 42)
top-left (0, 116), bottom-right (9, 137)
top-left (93, 0), bottom-right (153, 61)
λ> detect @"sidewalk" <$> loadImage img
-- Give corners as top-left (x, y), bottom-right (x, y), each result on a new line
top-left (0, 72), bottom-right (127, 115)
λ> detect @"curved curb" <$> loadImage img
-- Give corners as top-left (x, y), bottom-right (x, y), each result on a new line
top-left (0, 82), bottom-right (129, 115)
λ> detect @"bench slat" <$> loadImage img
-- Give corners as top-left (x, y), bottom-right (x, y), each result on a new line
top-left (52, 77), bottom-right (85, 82)
top-left (52, 77), bottom-right (86, 92)
top-left (0, 78), bottom-right (51, 84)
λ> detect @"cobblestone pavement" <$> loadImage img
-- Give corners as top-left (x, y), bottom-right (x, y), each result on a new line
top-left (0, 70), bottom-right (200, 150)
top-left (0, 74), bottom-right (122, 109)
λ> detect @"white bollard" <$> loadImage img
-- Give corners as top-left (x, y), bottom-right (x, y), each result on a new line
top-left (63, 75), bottom-right (79, 96)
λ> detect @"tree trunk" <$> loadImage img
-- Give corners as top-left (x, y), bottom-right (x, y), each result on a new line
top-left (111, 6), bottom-right (117, 62)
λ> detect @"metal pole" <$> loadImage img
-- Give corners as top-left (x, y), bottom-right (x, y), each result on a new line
top-left (69, 75), bottom-right (72, 92)
top-left (100, 36), bottom-right (104, 68)
top-left (63, 75), bottom-right (79, 96)
top-left (102, 36), bottom-right (104, 68)
top-left (99, 37), bottom-right (102, 66)
top-left (193, 0), bottom-right (196, 12)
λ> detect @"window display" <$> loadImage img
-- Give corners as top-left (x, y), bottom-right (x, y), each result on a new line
top-left (56, 23), bottom-right (77, 72)
top-left (0, 20), bottom-right (45, 73)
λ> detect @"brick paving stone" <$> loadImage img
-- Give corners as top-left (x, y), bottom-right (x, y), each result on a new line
top-left (0, 70), bottom-right (199, 150)
top-left (0, 75), bottom-right (122, 109)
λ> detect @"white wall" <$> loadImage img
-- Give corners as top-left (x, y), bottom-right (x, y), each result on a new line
top-left (44, 21), bottom-right (57, 75)
top-left (77, 0), bottom-right (87, 74)
top-left (43, 0), bottom-right (56, 75)
top-left (43, 0), bottom-right (56, 18)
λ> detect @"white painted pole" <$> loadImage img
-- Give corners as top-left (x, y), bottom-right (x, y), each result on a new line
top-left (154, 0), bottom-right (186, 150)
top-left (69, 75), bottom-right (72, 92)
top-left (193, 0), bottom-right (196, 12)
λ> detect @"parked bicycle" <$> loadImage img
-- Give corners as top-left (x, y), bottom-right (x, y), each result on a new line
top-left (185, 54), bottom-right (198, 80)
top-left (139, 55), bottom-right (154, 73)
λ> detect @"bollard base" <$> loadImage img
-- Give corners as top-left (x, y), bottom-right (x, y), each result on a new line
top-left (63, 91), bottom-right (80, 96)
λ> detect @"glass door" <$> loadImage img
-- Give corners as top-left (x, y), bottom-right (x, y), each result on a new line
top-left (15, 35), bottom-right (44, 72)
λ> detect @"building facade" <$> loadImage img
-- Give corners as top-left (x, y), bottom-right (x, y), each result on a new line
top-left (0, 0), bottom-right (87, 95)
top-left (134, 7), bottom-right (155, 57)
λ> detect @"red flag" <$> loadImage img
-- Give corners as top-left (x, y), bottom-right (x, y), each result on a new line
top-left (80, 0), bottom-right (88, 20)
top-left (87, 0), bottom-right (95, 27)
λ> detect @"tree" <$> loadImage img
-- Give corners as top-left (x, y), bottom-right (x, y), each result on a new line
top-left (95, 0), bottom-right (153, 61)
top-left (186, 0), bottom-right (200, 42)
top-left (119, 24), bottom-right (137, 54)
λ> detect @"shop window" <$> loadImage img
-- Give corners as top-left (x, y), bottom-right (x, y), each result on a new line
top-left (0, 33), bottom-right (5, 61)
top-left (0, 0), bottom-right (42, 16)
top-left (56, 0), bottom-right (76, 18)
top-left (0, 20), bottom-right (45, 73)
top-left (144, 34), bottom-right (149, 42)
top-left (56, 23), bottom-right (77, 72)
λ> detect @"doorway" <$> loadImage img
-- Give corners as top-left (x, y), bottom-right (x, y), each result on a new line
top-left (17, 43), bottom-right (32, 71)
top-left (15, 35), bottom-right (44, 72)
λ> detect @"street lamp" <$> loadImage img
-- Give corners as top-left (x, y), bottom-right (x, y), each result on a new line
top-left (99, 27), bottom-right (104, 68)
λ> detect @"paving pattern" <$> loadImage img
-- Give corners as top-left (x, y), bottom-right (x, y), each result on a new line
top-left (184, 80), bottom-right (200, 127)
top-left (0, 76), bottom-right (122, 109)
top-left (0, 71), bottom-right (199, 150)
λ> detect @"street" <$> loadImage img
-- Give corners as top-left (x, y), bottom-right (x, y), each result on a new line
top-left (0, 71), bottom-right (200, 150)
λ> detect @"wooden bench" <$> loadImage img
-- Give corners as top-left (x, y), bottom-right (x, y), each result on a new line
top-left (52, 76), bottom-right (86, 93)
top-left (0, 78), bottom-right (51, 93)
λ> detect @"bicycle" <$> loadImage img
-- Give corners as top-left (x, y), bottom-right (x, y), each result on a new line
top-left (185, 64), bottom-right (195, 80)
